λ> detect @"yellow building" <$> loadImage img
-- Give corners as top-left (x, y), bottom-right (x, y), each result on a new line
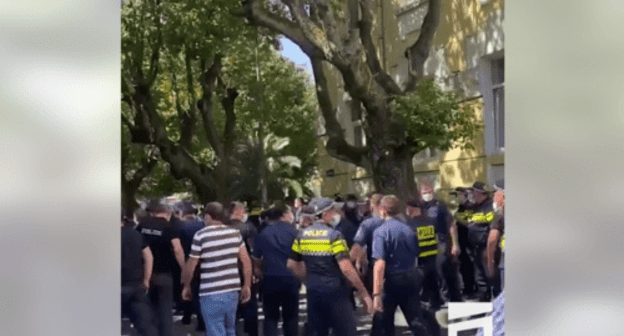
top-left (316, 0), bottom-right (504, 202)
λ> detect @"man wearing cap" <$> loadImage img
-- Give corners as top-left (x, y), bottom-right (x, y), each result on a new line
top-left (287, 197), bottom-right (373, 336)
top-left (486, 184), bottom-right (504, 296)
top-left (344, 194), bottom-right (363, 228)
top-left (451, 187), bottom-right (477, 299)
top-left (371, 195), bottom-right (436, 336)
top-left (405, 197), bottom-right (443, 311)
top-left (463, 182), bottom-right (496, 302)
top-left (298, 205), bottom-right (316, 230)
top-left (252, 203), bottom-right (300, 336)
top-left (418, 183), bottom-right (463, 304)
top-left (136, 201), bottom-right (186, 336)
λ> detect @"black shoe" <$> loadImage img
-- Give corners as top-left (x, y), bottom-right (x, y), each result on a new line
top-left (181, 315), bottom-right (191, 325)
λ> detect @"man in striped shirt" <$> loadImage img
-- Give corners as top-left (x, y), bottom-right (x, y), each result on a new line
top-left (181, 202), bottom-right (253, 336)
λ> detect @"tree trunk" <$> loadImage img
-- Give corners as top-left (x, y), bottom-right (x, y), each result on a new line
top-left (369, 140), bottom-right (417, 203)
top-left (258, 122), bottom-right (268, 208)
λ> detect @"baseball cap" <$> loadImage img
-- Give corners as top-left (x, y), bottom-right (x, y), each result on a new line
top-left (405, 196), bottom-right (422, 208)
top-left (311, 197), bottom-right (341, 216)
top-left (472, 181), bottom-right (488, 192)
top-left (299, 205), bottom-right (316, 218)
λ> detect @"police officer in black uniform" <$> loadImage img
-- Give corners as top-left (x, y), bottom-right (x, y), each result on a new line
top-left (452, 186), bottom-right (477, 299)
top-left (287, 197), bottom-right (373, 336)
top-left (406, 197), bottom-right (443, 310)
top-left (463, 182), bottom-right (496, 302)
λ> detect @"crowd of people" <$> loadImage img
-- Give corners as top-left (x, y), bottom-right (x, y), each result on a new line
top-left (121, 180), bottom-right (505, 336)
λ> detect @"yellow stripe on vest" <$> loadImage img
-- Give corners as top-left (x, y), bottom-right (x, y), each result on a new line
top-left (331, 239), bottom-right (349, 254)
top-left (419, 250), bottom-right (438, 258)
top-left (500, 235), bottom-right (505, 250)
top-left (418, 239), bottom-right (437, 247)
top-left (469, 212), bottom-right (495, 223)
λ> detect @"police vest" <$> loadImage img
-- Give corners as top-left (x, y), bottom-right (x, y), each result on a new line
top-left (412, 219), bottom-right (438, 260)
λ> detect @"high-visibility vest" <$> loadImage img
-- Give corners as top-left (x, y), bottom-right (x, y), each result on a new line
top-left (412, 220), bottom-right (438, 260)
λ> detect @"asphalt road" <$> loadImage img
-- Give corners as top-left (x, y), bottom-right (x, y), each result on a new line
top-left (122, 286), bottom-right (456, 336)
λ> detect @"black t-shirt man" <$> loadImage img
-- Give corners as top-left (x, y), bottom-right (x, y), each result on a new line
top-left (137, 217), bottom-right (181, 274)
top-left (121, 225), bottom-right (148, 285)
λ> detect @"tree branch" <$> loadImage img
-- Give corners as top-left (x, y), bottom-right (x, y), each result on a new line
top-left (404, 0), bottom-right (441, 93)
top-left (218, 77), bottom-right (238, 158)
top-left (241, 0), bottom-right (323, 58)
top-left (358, 0), bottom-right (402, 95)
top-left (197, 55), bottom-right (224, 158)
top-left (311, 58), bottom-right (369, 169)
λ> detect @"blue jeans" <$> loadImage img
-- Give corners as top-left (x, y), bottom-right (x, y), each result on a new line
top-left (199, 291), bottom-right (239, 336)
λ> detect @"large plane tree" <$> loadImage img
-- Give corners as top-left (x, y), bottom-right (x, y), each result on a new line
top-left (241, 0), bottom-right (482, 199)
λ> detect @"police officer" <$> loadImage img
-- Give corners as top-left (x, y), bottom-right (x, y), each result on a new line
top-left (287, 197), bottom-right (373, 336)
top-left (406, 197), bottom-right (443, 310)
top-left (463, 182), bottom-right (496, 302)
top-left (371, 195), bottom-right (436, 336)
top-left (486, 181), bottom-right (504, 296)
top-left (350, 193), bottom-right (385, 336)
top-left (252, 203), bottom-right (300, 336)
top-left (452, 186), bottom-right (477, 299)
top-left (418, 183), bottom-right (463, 304)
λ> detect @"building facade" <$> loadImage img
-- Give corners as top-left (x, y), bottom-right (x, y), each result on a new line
top-left (316, 0), bottom-right (504, 202)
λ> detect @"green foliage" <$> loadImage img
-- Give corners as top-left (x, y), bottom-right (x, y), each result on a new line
top-left (121, 0), bottom-right (318, 203)
top-left (392, 78), bottom-right (483, 154)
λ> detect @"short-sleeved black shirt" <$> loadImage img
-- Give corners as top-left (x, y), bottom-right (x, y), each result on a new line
top-left (121, 226), bottom-right (147, 285)
top-left (137, 217), bottom-right (180, 274)
top-left (231, 219), bottom-right (259, 254)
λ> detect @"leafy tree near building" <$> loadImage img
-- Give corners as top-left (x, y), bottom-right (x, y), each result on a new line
top-left (241, 0), bottom-right (482, 199)
top-left (121, 0), bottom-right (317, 204)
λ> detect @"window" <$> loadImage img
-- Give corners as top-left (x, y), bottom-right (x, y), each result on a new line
top-left (491, 58), bottom-right (504, 149)
top-left (478, 54), bottom-right (505, 154)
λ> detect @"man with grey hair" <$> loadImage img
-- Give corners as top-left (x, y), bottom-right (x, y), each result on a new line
top-left (288, 197), bottom-right (373, 336)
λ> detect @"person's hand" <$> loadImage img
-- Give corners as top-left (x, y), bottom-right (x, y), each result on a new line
top-left (450, 244), bottom-right (460, 257)
top-left (373, 295), bottom-right (383, 314)
top-left (361, 295), bottom-right (374, 316)
top-left (182, 285), bottom-right (192, 301)
top-left (240, 285), bottom-right (251, 304)
top-left (486, 264), bottom-right (496, 280)
top-left (142, 279), bottom-right (150, 292)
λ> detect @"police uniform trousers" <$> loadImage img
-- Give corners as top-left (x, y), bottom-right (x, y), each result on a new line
top-left (436, 240), bottom-right (463, 303)
top-left (307, 286), bottom-right (357, 336)
top-left (419, 256), bottom-right (443, 310)
top-left (378, 268), bottom-right (437, 336)
top-left (466, 243), bottom-right (491, 302)
top-left (364, 265), bottom-right (387, 336)
top-left (457, 225), bottom-right (476, 296)
top-left (148, 273), bottom-right (174, 336)
top-left (261, 276), bottom-right (300, 336)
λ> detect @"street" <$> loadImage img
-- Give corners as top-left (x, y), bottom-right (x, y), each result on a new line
top-left (122, 285), bottom-right (454, 336)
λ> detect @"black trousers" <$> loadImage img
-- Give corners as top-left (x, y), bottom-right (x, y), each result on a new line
top-left (121, 283), bottom-right (158, 336)
top-left (457, 226), bottom-right (476, 296)
top-left (419, 257), bottom-right (443, 309)
top-left (239, 293), bottom-right (259, 336)
top-left (181, 277), bottom-right (205, 330)
top-left (437, 241), bottom-right (463, 303)
top-left (378, 270), bottom-right (438, 336)
top-left (307, 287), bottom-right (357, 336)
top-left (149, 273), bottom-right (174, 336)
top-left (261, 276), bottom-right (300, 336)
top-left (466, 245), bottom-right (491, 301)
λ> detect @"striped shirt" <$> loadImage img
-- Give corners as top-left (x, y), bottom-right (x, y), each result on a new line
top-left (189, 224), bottom-right (244, 296)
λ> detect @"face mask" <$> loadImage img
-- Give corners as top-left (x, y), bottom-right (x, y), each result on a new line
top-left (492, 203), bottom-right (498, 212)
top-left (346, 201), bottom-right (356, 209)
top-left (422, 194), bottom-right (433, 202)
top-left (330, 214), bottom-right (341, 227)
top-left (241, 214), bottom-right (248, 223)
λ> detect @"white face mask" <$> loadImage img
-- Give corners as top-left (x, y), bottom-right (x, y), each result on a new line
top-left (330, 214), bottom-right (341, 226)
top-left (422, 194), bottom-right (434, 202)
top-left (346, 201), bottom-right (356, 209)
top-left (241, 214), bottom-right (248, 223)
top-left (492, 203), bottom-right (498, 212)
